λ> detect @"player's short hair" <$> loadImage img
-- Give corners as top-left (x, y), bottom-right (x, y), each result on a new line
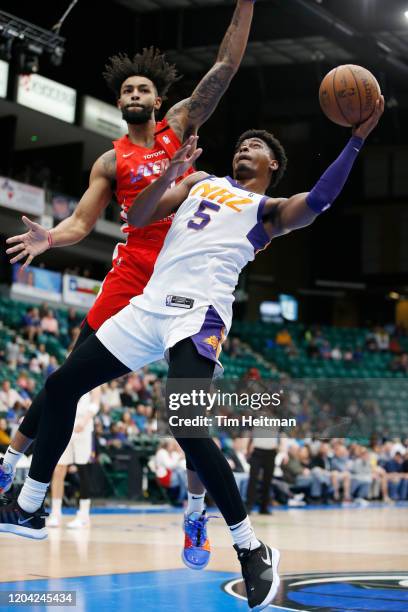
top-left (103, 47), bottom-right (181, 100)
top-left (235, 129), bottom-right (288, 188)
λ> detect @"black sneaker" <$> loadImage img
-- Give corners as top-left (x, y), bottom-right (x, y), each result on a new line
top-left (234, 541), bottom-right (280, 611)
top-left (0, 499), bottom-right (48, 540)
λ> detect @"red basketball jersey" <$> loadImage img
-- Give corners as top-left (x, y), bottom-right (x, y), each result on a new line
top-left (113, 119), bottom-right (194, 244)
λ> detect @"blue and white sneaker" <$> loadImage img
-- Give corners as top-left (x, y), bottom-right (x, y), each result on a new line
top-left (0, 498), bottom-right (48, 540)
top-left (0, 458), bottom-right (13, 494)
top-left (182, 510), bottom-right (211, 570)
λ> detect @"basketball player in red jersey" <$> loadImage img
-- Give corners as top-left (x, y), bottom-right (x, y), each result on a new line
top-left (2, 0), bottom-right (256, 566)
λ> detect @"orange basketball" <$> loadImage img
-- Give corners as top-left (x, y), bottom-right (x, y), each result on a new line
top-left (319, 64), bottom-right (381, 127)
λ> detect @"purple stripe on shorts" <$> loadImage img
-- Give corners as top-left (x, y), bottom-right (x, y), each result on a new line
top-left (190, 306), bottom-right (225, 364)
top-left (246, 196), bottom-right (271, 252)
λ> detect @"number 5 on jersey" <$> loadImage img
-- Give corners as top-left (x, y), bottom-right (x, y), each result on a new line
top-left (187, 200), bottom-right (221, 230)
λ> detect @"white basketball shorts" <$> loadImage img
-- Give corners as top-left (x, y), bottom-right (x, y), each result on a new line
top-left (96, 303), bottom-right (225, 374)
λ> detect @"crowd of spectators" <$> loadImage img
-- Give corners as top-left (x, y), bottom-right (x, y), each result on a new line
top-left (267, 324), bottom-right (408, 370)
top-left (150, 436), bottom-right (408, 508)
top-left (1, 300), bottom-right (408, 508)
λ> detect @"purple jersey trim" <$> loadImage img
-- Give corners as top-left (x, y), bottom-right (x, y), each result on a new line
top-left (190, 306), bottom-right (225, 364)
top-left (225, 176), bottom-right (254, 193)
top-left (246, 195), bottom-right (271, 252)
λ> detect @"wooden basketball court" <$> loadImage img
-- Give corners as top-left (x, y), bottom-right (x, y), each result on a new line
top-left (0, 504), bottom-right (407, 611)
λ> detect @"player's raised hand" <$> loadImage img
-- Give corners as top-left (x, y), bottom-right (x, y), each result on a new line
top-left (167, 135), bottom-right (202, 182)
top-left (353, 95), bottom-right (385, 140)
top-left (5, 216), bottom-right (51, 268)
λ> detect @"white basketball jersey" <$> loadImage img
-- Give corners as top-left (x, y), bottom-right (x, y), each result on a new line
top-left (131, 176), bottom-right (270, 331)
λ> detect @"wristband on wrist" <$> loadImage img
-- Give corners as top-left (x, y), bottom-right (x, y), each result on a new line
top-left (47, 231), bottom-right (53, 248)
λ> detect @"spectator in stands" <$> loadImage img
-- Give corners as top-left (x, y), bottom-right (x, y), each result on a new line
top-left (129, 373), bottom-right (151, 404)
top-left (29, 356), bottom-right (42, 374)
top-left (101, 380), bottom-right (122, 410)
top-left (154, 439), bottom-right (187, 504)
top-left (281, 445), bottom-right (313, 497)
top-left (40, 309), bottom-right (59, 337)
top-left (122, 410), bottom-right (139, 438)
top-left (16, 344), bottom-right (28, 369)
top-left (98, 405), bottom-right (112, 433)
top-left (389, 336), bottom-right (402, 355)
top-left (384, 452), bottom-right (408, 500)
top-left (350, 447), bottom-right (373, 503)
top-left (134, 404), bottom-right (149, 433)
top-left (319, 340), bottom-right (332, 360)
top-left (310, 442), bottom-right (336, 502)
top-left (330, 442), bottom-right (352, 502)
top-left (21, 307), bottom-right (41, 343)
top-left (94, 421), bottom-right (108, 453)
top-left (353, 346), bottom-right (364, 362)
top-left (375, 327), bottom-right (389, 351)
top-left (5, 336), bottom-right (20, 369)
top-left (365, 329), bottom-right (378, 352)
top-left (275, 328), bottom-right (292, 347)
top-left (368, 443), bottom-right (391, 502)
top-left (44, 355), bottom-right (59, 379)
top-left (331, 346), bottom-right (342, 360)
top-left (107, 422), bottom-right (129, 448)
top-left (36, 343), bottom-right (50, 370)
top-left (67, 307), bottom-right (81, 334)
top-left (304, 328), bottom-right (313, 344)
top-left (120, 380), bottom-right (139, 408)
top-left (343, 348), bottom-right (354, 363)
top-left (0, 418), bottom-right (11, 453)
top-left (0, 380), bottom-right (29, 413)
top-left (228, 337), bottom-right (243, 358)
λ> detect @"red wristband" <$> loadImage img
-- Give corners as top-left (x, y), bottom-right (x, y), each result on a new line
top-left (47, 231), bottom-right (53, 248)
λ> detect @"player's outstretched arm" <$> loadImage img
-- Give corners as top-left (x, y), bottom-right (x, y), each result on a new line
top-left (5, 151), bottom-right (114, 269)
top-left (264, 96), bottom-right (385, 238)
top-left (128, 136), bottom-right (206, 228)
top-left (165, 0), bottom-right (255, 138)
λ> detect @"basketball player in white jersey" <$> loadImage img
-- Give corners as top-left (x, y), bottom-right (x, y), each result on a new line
top-left (0, 95), bottom-right (384, 612)
top-left (47, 388), bottom-right (100, 529)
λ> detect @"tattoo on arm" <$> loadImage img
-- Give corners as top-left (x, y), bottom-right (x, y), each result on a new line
top-left (217, 4), bottom-right (241, 65)
top-left (187, 63), bottom-right (234, 127)
top-left (165, 100), bottom-right (189, 141)
top-left (101, 150), bottom-right (117, 181)
top-left (166, 1), bottom-right (252, 137)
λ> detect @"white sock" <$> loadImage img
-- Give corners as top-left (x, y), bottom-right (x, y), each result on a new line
top-left (186, 492), bottom-right (205, 516)
top-left (51, 499), bottom-right (62, 516)
top-left (229, 516), bottom-right (261, 551)
top-left (18, 476), bottom-right (49, 513)
top-left (3, 446), bottom-right (24, 472)
top-left (78, 499), bottom-right (91, 517)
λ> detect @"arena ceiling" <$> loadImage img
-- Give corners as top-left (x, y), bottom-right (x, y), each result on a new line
top-left (113, 0), bottom-right (408, 83)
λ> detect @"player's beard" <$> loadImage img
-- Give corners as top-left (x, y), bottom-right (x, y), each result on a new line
top-left (122, 104), bottom-right (153, 125)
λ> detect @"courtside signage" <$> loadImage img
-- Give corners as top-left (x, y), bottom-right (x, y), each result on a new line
top-left (0, 176), bottom-right (45, 215)
top-left (81, 95), bottom-right (127, 139)
top-left (63, 274), bottom-right (102, 308)
top-left (16, 74), bottom-right (76, 123)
